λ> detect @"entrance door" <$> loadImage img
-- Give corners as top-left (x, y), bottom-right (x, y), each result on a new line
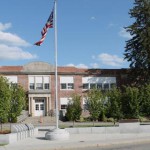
top-left (35, 99), bottom-right (45, 116)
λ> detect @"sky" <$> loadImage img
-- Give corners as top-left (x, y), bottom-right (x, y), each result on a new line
top-left (0, 0), bottom-right (134, 69)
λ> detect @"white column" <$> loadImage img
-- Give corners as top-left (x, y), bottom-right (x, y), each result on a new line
top-left (29, 97), bottom-right (31, 115)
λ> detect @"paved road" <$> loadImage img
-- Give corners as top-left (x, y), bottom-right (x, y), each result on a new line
top-left (73, 141), bottom-right (150, 150)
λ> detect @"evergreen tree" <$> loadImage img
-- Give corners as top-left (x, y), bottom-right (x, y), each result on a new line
top-left (124, 0), bottom-right (150, 86)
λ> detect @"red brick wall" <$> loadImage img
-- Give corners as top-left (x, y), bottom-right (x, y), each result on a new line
top-left (0, 64), bottom-right (129, 112)
top-left (18, 75), bottom-right (28, 91)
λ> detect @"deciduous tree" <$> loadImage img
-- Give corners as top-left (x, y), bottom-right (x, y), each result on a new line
top-left (85, 89), bottom-right (103, 126)
top-left (66, 94), bottom-right (82, 127)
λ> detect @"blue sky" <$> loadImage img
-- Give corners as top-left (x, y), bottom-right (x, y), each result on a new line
top-left (0, 0), bottom-right (134, 69)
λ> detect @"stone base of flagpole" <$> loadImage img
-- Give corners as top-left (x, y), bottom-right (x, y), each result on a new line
top-left (45, 128), bottom-right (70, 141)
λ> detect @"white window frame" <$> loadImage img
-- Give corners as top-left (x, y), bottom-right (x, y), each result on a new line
top-left (60, 76), bottom-right (74, 90)
top-left (82, 77), bottom-right (116, 90)
top-left (60, 97), bottom-right (72, 110)
top-left (28, 75), bottom-right (50, 90)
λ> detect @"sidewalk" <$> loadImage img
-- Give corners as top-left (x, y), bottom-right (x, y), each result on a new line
top-left (1, 130), bottom-right (150, 150)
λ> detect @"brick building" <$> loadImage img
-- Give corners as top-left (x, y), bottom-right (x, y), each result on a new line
top-left (0, 61), bottom-right (128, 117)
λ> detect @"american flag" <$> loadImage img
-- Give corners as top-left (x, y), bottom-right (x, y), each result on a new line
top-left (35, 10), bottom-right (54, 46)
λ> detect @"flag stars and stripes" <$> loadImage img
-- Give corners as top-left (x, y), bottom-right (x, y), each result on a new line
top-left (34, 10), bottom-right (54, 46)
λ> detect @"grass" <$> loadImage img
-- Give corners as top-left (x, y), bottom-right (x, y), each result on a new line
top-left (59, 122), bottom-right (118, 129)
top-left (0, 144), bottom-right (7, 146)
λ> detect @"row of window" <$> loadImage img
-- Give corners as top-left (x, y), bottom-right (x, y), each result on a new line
top-left (29, 76), bottom-right (50, 90)
top-left (60, 83), bottom-right (116, 90)
top-left (29, 83), bottom-right (116, 90)
top-left (83, 83), bottom-right (116, 90)
top-left (5, 76), bottom-right (116, 91)
top-left (30, 83), bottom-right (49, 90)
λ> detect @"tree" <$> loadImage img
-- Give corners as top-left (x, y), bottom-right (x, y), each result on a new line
top-left (9, 84), bottom-right (26, 123)
top-left (66, 94), bottom-right (82, 127)
top-left (85, 89), bottom-right (103, 126)
top-left (0, 76), bottom-right (26, 123)
top-left (139, 84), bottom-right (150, 116)
top-left (106, 87), bottom-right (122, 123)
top-left (0, 77), bottom-right (11, 123)
top-left (121, 86), bottom-right (139, 119)
top-left (124, 0), bottom-right (150, 86)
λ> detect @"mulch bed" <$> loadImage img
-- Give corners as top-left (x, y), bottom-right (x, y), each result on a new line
top-left (0, 130), bottom-right (11, 134)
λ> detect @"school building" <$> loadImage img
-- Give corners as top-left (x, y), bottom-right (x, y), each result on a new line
top-left (0, 61), bottom-right (128, 117)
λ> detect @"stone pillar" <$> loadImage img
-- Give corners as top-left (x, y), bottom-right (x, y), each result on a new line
top-left (49, 97), bottom-right (51, 110)
top-left (31, 97), bottom-right (35, 117)
top-left (29, 97), bottom-right (33, 116)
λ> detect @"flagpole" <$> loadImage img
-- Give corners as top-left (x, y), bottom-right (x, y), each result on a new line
top-left (54, 0), bottom-right (59, 129)
top-left (45, 0), bottom-right (69, 140)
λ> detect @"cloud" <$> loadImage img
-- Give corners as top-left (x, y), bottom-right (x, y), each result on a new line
top-left (66, 63), bottom-right (75, 67)
top-left (119, 28), bottom-right (132, 39)
top-left (66, 63), bottom-right (88, 69)
top-left (0, 22), bottom-right (36, 61)
top-left (90, 16), bottom-right (96, 20)
top-left (93, 53), bottom-right (125, 67)
top-left (0, 31), bottom-right (30, 47)
top-left (107, 23), bottom-right (118, 29)
top-left (0, 44), bottom-right (37, 60)
top-left (76, 64), bottom-right (88, 68)
top-left (90, 63), bottom-right (99, 68)
top-left (0, 22), bottom-right (12, 31)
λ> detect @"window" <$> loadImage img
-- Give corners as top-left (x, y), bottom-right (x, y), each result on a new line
top-left (35, 99), bottom-right (44, 103)
top-left (83, 83), bottom-right (89, 89)
top-left (29, 76), bottom-right (50, 90)
top-left (82, 77), bottom-right (116, 91)
top-left (44, 83), bottom-right (49, 89)
top-left (60, 83), bottom-right (74, 90)
top-left (36, 83), bottom-right (43, 90)
top-left (60, 76), bottom-right (74, 90)
top-left (44, 76), bottom-right (49, 90)
top-left (97, 83), bottom-right (102, 89)
top-left (40, 104), bottom-right (44, 110)
top-left (110, 83), bottom-right (116, 89)
top-left (61, 83), bottom-right (67, 89)
top-left (61, 105), bottom-right (67, 109)
top-left (35, 104), bottom-right (39, 110)
top-left (30, 83), bottom-right (34, 90)
top-left (90, 83), bottom-right (96, 89)
top-left (68, 83), bottom-right (74, 89)
top-left (104, 83), bottom-right (109, 90)
top-left (5, 76), bottom-right (18, 83)
top-left (60, 98), bottom-right (71, 110)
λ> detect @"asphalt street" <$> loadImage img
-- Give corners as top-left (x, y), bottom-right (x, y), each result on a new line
top-left (72, 141), bottom-right (150, 150)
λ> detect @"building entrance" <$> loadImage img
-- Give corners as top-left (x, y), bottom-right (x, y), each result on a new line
top-left (34, 99), bottom-right (45, 116)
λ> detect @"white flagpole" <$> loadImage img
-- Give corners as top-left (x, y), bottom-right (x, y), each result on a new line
top-left (46, 1), bottom-right (69, 140)
top-left (54, 0), bottom-right (59, 129)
